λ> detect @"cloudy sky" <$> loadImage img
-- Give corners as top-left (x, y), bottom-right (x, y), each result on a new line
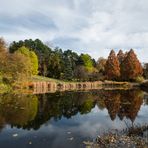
top-left (0, 0), bottom-right (148, 62)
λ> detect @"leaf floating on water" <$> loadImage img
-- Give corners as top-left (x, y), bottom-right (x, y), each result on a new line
top-left (68, 137), bottom-right (74, 141)
top-left (12, 133), bottom-right (18, 137)
top-left (67, 132), bottom-right (71, 134)
top-left (29, 141), bottom-right (32, 145)
top-left (83, 141), bottom-right (94, 145)
top-left (122, 102), bottom-right (131, 105)
top-left (20, 107), bottom-right (25, 110)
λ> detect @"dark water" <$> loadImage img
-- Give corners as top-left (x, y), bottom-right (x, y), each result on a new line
top-left (0, 89), bottom-right (147, 148)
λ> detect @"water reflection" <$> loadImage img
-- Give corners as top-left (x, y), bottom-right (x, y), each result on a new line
top-left (0, 94), bottom-right (38, 129)
top-left (0, 89), bottom-right (146, 131)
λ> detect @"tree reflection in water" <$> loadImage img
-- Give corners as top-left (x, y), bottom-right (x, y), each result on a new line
top-left (0, 94), bottom-right (38, 130)
top-left (0, 89), bottom-right (145, 131)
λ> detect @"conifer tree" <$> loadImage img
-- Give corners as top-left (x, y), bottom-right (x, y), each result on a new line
top-left (105, 50), bottom-right (120, 80)
top-left (120, 49), bottom-right (143, 81)
top-left (117, 49), bottom-right (125, 64)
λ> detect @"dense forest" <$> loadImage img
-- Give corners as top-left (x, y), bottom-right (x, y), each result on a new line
top-left (0, 37), bottom-right (148, 89)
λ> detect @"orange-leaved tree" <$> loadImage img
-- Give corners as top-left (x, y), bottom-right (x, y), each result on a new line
top-left (117, 49), bottom-right (125, 64)
top-left (120, 49), bottom-right (143, 81)
top-left (105, 50), bottom-right (120, 80)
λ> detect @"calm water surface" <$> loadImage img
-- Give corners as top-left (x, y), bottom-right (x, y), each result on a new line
top-left (0, 89), bottom-right (148, 148)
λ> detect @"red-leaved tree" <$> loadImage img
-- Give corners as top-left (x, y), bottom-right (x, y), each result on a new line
top-left (105, 50), bottom-right (120, 80)
top-left (117, 49), bottom-right (125, 64)
top-left (120, 49), bottom-right (143, 81)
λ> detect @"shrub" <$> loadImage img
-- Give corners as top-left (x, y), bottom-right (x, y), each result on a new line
top-left (134, 76), bottom-right (144, 83)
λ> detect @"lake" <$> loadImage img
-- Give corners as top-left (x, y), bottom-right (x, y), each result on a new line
top-left (0, 89), bottom-right (147, 148)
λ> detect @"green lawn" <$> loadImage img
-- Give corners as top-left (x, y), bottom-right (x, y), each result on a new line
top-left (31, 75), bottom-right (65, 83)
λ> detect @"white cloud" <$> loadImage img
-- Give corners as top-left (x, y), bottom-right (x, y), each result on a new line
top-left (0, 0), bottom-right (148, 62)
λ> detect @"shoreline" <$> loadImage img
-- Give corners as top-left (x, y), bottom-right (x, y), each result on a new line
top-left (84, 124), bottom-right (148, 148)
top-left (0, 80), bottom-right (141, 94)
top-left (1, 78), bottom-right (147, 94)
top-left (28, 80), bottom-right (133, 94)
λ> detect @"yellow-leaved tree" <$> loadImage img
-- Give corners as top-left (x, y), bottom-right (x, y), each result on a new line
top-left (15, 46), bottom-right (38, 75)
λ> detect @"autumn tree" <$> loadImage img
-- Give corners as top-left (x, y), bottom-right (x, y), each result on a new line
top-left (2, 53), bottom-right (32, 85)
top-left (0, 38), bottom-right (7, 52)
top-left (118, 90), bottom-right (143, 122)
top-left (105, 50), bottom-right (120, 80)
top-left (0, 94), bottom-right (38, 126)
top-left (117, 49), bottom-right (125, 64)
top-left (0, 39), bottom-right (33, 86)
top-left (104, 91), bottom-right (121, 120)
top-left (96, 57), bottom-right (107, 73)
top-left (16, 46), bottom-right (38, 75)
top-left (120, 49), bottom-right (143, 81)
top-left (0, 38), bottom-right (7, 70)
top-left (74, 65), bottom-right (88, 81)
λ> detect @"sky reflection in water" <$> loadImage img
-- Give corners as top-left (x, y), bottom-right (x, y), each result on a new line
top-left (0, 89), bottom-right (147, 148)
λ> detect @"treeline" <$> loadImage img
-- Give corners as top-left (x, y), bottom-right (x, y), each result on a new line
top-left (0, 37), bottom-right (148, 87)
top-left (9, 38), bottom-right (98, 81)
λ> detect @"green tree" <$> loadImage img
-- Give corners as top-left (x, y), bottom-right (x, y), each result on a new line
top-left (79, 54), bottom-right (94, 72)
top-left (62, 50), bottom-right (79, 80)
top-left (63, 50), bottom-right (79, 70)
top-left (47, 49), bottom-right (64, 79)
top-left (63, 57), bottom-right (73, 80)
top-left (9, 39), bottom-right (52, 76)
top-left (30, 51), bottom-right (38, 75)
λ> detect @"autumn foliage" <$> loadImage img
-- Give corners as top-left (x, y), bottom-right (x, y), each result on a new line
top-left (105, 49), bottom-right (143, 81)
top-left (120, 49), bottom-right (143, 81)
top-left (105, 50), bottom-right (120, 80)
top-left (117, 49), bottom-right (125, 64)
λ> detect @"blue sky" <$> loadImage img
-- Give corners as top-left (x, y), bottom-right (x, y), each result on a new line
top-left (0, 0), bottom-right (148, 62)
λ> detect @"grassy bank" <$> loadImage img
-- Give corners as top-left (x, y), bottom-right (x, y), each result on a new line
top-left (31, 75), bottom-right (67, 83)
top-left (0, 75), bottom-right (143, 94)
